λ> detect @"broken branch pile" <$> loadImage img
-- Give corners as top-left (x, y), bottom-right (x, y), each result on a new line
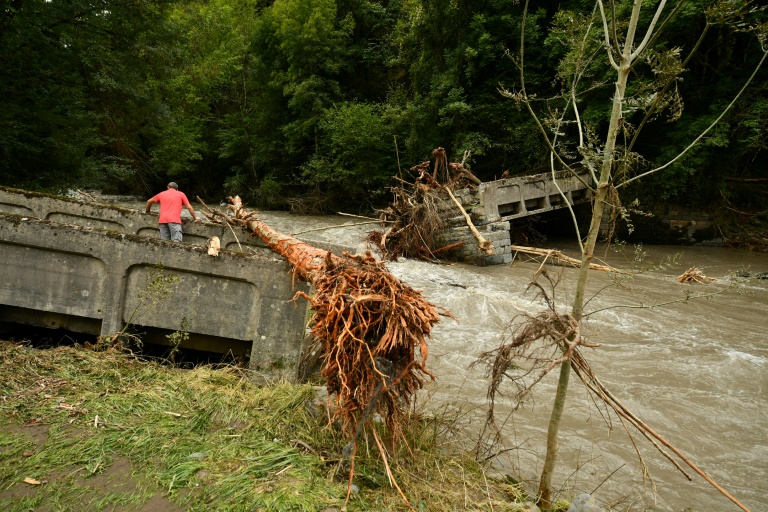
top-left (677, 267), bottom-right (716, 284)
top-left (371, 147), bottom-right (488, 260)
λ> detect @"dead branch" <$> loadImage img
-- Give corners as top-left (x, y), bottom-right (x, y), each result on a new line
top-left (510, 245), bottom-right (616, 272)
top-left (477, 271), bottom-right (749, 512)
top-left (677, 267), bottom-right (716, 284)
top-left (571, 351), bottom-right (750, 512)
top-left (444, 186), bottom-right (494, 254)
top-left (724, 177), bottom-right (768, 182)
top-left (290, 220), bottom-right (386, 236)
top-left (75, 189), bottom-right (97, 202)
top-left (456, 167), bottom-right (482, 185)
top-left (370, 183), bottom-right (449, 261)
top-left (431, 241), bottom-right (466, 255)
top-left (432, 147), bottom-right (448, 182)
top-left (196, 196), bottom-right (243, 251)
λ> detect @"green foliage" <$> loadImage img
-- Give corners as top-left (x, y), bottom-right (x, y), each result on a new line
top-left (299, 101), bottom-right (398, 205)
top-left (0, 342), bottom-right (539, 511)
top-left (0, 0), bottom-right (764, 215)
top-left (257, 178), bottom-right (285, 209)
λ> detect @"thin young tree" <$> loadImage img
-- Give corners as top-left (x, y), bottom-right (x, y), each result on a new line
top-left (494, 0), bottom-right (767, 508)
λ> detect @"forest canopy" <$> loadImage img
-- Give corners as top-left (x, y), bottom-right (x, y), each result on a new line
top-left (1, 0), bottom-right (765, 215)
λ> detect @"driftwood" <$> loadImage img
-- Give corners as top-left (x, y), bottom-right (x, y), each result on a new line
top-left (444, 185), bottom-right (493, 254)
top-left (206, 236), bottom-right (220, 257)
top-left (75, 189), bottom-right (97, 202)
top-left (372, 147), bottom-right (486, 260)
top-left (677, 267), bottom-right (716, 284)
top-left (509, 245), bottom-right (616, 272)
top-left (370, 178), bottom-right (451, 260)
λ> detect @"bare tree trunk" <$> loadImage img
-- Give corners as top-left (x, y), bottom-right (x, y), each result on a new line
top-left (536, 0), bottom-right (639, 505)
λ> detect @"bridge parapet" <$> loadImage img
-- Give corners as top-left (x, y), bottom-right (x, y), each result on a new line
top-left (0, 186), bottom-right (246, 249)
top-left (0, 186), bottom-right (355, 258)
top-left (479, 168), bottom-right (592, 223)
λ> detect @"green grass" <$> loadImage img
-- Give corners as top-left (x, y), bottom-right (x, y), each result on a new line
top-left (0, 341), bottom-right (538, 511)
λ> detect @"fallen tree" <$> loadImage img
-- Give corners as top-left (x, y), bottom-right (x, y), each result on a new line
top-left (199, 196), bottom-right (449, 503)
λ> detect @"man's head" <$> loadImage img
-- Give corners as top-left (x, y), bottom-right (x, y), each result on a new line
top-left (167, 182), bottom-right (179, 190)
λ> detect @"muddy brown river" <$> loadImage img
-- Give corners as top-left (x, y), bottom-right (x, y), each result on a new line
top-left (261, 212), bottom-right (766, 512)
top-left (97, 198), bottom-right (768, 511)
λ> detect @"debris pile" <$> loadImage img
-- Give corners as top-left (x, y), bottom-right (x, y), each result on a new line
top-left (371, 147), bottom-right (488, 260)
top-left (677, 267), bottom-right (717, 284)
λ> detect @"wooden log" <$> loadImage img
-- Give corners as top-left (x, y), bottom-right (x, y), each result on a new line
top-left (444, 186), bottom-right (494, 255)
top-left (509, 245), bottom-right (616, 272)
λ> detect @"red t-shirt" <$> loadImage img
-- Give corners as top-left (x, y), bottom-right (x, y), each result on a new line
top-left (151, 189), bottom-right (190, 224)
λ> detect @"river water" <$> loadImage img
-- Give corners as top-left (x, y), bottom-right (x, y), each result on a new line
top-left (97, 197), bottom-right (768, 511)
top-left (394, 244), bottom-right (767, 512)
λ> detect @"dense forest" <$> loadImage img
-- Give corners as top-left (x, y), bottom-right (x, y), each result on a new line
top-left (1, 0), bottom-right (766, 221)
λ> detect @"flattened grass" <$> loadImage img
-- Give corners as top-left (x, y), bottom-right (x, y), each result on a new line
top-left (0, 341), bottom-right (531, 511)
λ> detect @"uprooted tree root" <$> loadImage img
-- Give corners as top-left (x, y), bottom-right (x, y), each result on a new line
top-left (476, 270), bottom-right (750, 512)
top-left (295, 255), bottom-right (448, 504)
top-left (369, 184), bottom-right (451, 261)
top-left (294, 255), bottom-right (444, 440)
top-left (198, 195), bottom-right (450, 504)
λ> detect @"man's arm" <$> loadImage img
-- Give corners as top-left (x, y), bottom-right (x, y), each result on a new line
top-left (145, 198), bottom-right (155, 213)
top-left (185, 203), bottom-right (200, 221)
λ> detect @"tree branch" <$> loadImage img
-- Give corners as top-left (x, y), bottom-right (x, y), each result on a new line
top-left (619, 49), bottom-right (768, 188)
top-left (628, 19), bottom-right (711, 152)
top-left (597, 0), bottom-right (621, 70)
top-left (631, 0), bottom-right (669, 59)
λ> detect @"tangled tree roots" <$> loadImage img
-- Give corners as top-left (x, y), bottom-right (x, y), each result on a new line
top-left (297, 254), bottom-right (444, 440)
top-left (474, 272), bottom-right (596, 437)
top-left (370, 185), bottom-right (450, 261)
top-left (199, 196), bottom-right (449, 501)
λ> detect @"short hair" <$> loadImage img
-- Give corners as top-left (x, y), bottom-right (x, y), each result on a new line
top-left (167, 182), bottom-right (178, 189)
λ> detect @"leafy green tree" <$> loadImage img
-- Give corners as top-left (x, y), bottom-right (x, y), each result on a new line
top-left (143, 0), bottom-right (257, 196)
top-left (0, 0), bottom-right (180, 192)
top-left (302, 101), bottom-right (400, 206)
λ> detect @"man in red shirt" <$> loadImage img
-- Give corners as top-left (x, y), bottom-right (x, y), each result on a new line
top-left (145, 182), bottom-right (201, 242)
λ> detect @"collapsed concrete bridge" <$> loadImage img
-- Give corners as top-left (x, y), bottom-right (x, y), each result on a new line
top-left (436, 168), bottom-right (593, 265)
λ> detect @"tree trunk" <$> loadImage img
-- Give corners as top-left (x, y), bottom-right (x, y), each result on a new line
top-left (536, 0), bottom-right (640, 505)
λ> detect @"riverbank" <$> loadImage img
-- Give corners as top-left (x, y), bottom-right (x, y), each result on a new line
top-left (0, 341), bottom-right (569, 512)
